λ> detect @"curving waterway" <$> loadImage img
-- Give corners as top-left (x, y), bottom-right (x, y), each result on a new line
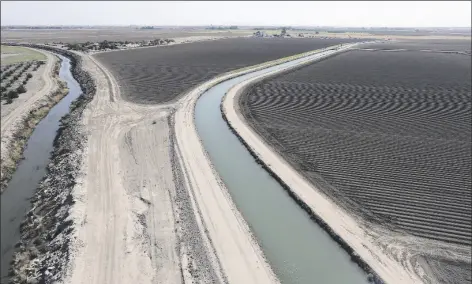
top-left (195, 49), bottom-right (369, 283)
top-left (1, 55), bottom-right (81, 282)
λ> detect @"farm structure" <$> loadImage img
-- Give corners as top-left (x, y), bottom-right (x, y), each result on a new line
top-left (238, 47), bottom-right (471, 280)
top-left (95, 37), bottom-right (364, 104)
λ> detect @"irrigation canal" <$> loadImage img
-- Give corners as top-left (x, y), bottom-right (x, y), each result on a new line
top-left (0, 45), bottom-right (371, 283)
top-left (195, 48), bottom-right (369, 283)
top-left (1, 55), bottom-right (81, 281)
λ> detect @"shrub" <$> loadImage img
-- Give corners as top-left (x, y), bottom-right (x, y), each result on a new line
top-left (16, 85), bottom-right (26, 94)
top-left (7, 90), bottom-right (19, 99)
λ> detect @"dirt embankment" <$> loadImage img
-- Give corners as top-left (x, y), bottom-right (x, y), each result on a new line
top-left (7, 45), bottom-right (97, 283)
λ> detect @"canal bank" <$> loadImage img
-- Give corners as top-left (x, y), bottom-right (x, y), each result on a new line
top-left (194, 47), bottom-right (372, 284)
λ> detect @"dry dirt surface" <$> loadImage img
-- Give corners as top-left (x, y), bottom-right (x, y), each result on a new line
top-left (65, 55), bottom-right (183, 284)
top-left (237, 45), bottom-right (471, 283)
top-left (0, 28), bottom-right (250, 44)
top-left (94, 37), bottom-right (364, 104)
top-left (64, 49), bottom-right (281, 284)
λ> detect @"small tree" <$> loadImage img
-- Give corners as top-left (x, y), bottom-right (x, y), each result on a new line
top-left (27, 73), bottom-right (33, 79)
top-left (16, 85), bottom-right (26, 94)
top-left (7, 90), bottom-right (19, 100)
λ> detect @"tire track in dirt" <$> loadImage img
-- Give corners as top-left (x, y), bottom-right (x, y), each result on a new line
top-left (66, 55), bottom-right (182, 284)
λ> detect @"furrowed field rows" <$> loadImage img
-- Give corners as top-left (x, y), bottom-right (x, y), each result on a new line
top-left (95, 37), bottom-right (363, 104)
top-left (250, 84), bottom-right (471, 140)
top-left (362, 39), bottom-right (471, 52)
top-left (239, 47), bottom-right (471, 247)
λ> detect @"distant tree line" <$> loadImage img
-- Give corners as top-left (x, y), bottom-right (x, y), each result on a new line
top-left (207, 26), bottom-right (238, 30)
top-left (65, 39), bottom-right (176, 52)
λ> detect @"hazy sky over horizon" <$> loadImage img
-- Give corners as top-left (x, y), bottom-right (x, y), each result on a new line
top-left (1, 1), bottom-right (471, 27)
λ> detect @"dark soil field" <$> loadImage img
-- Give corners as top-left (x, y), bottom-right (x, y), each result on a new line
top-left (363, 39), bottom-right (471, 53)
top-left (95, 37), bottom-right (363, 104)
top-left (0, 28), bottom-right (247, 43)
top-left (239, 49), bottom-right (472, 247)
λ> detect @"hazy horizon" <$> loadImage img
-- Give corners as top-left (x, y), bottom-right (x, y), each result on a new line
top-left (1, 1), bottom-right (471, 28)
top-left (2, 25), bottom-right (471, 29)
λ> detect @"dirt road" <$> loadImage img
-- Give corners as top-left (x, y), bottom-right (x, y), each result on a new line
top-left (65, 55), bottom-right (183, 284)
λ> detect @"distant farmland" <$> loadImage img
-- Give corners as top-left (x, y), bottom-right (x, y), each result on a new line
top-left (239, 48), bottom-right (471, 246)
top-left (95, 37), bottom-right (363, 104)
top-left (362, 39), bottom-right (471, 53)
top-left (0, 28), bottom-right (250, 44)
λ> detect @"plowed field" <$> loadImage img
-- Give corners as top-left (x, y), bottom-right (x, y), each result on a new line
top-left (363, 39), bottom-right (471, 52)
top-left (95, 38), bottom-right (362, 104)
top-left (239, 49), bottom-right (472, 246)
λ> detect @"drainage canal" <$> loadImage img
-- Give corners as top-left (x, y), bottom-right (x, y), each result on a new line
top-left (1, 55), bottom-right (81, 281)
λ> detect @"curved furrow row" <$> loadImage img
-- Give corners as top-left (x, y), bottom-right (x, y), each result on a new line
top-left (240, 49), bottom-right (471, 246)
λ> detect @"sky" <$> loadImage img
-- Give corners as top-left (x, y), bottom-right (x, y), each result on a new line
top-left (1, 1), bottom-right (471, 27)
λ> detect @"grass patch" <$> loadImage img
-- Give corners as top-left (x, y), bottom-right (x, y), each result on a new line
top-left (1, 45), bottom-right (46, 66)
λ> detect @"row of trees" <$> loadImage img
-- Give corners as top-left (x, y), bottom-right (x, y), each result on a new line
top-left (2, 84), bottom-right (27, 104)
top-left (2, 61), bottom-right (37, 87)
top-left (207, 26), bottom-right (238, 30)
top-left (1, 61), bottom-right (41, 104)
top-left (65, 38), bottom-right (176, 52)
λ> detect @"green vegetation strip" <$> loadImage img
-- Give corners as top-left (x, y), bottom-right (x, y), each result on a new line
top-left (1, 45), bottom-right (46, 65)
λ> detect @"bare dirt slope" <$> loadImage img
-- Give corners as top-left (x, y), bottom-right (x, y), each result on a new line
top-left (65, 55), bottom-right (182, 284)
